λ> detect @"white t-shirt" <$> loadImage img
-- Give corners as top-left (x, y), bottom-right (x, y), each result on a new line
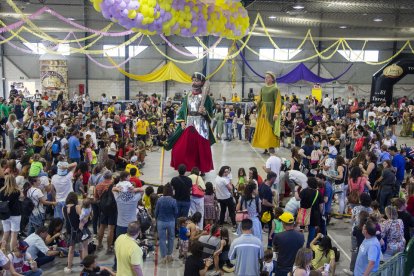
top-left (24, 233), bottom-right (49, 260)
top-left (27, 187), bottom-right (45, 215)
top-left (322, 97), bottom-right (331, 109)
top-left (7, 252), bottom-right (32, 273)
top-left (215, 176), bottom-right (231, 200)
top-left (85, 130), bottom-right (98, 150)
top-left (108, 142), bottom-right (117, 156)
top-left (266, 155), bottom-right (282, 185)
top-left (0, 250), bottom-right (8, 267)
top-left (288, 170), bottom-right (308, 189)
top-left (368, 111), bottom-right (376, 118)
top-left (60, 137), bottom-right (68, 156)
top-left (51, 171), bottom-right (74, 202)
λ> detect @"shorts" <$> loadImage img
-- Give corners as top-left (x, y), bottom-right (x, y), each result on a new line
top-left (2, 215), bottom-right (21, 232)
top-left (100, 211), bottom-right (117, 226)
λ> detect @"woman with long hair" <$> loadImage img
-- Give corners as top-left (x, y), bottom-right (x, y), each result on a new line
top-left (236, 181), bottom-right (262, 240)
top-left (63, 192), bottom-right (88, 273)
top-left (348, 166), bottom-right (372, 201)
top-left (290, 147), bottom-right (302, 171)
top-left (334, 155), bottom-right (348, 218)
top-left (292, 248), bottom-right (313, 276)
top-left (248, 167), bottom-right (263, 186)
top-left (0, 175), bottom-right (21, 252)
top-left (310, 233), bottom-right (336, 274)
top-left (5, 113), bottom-right (17, 150)
top-left (155, 183), bottom-right (178, 264)
top-left (375, 160), bottom-right (396, 212)
top-left (381, 206), bottom-right (406, 259)
top-left (235, 108), bottom-right (245, 141)
top-left (214, 106), bottom-right (224, 140)
top-left (203, 182), bottom-right (217, 227)
top-left (360, 152), bottom-right (379, 200)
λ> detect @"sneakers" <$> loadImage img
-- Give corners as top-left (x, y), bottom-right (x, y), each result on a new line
top-left (63, 267), bottom-right (72, 274)
top-left (343, 269), bottom-right (353, 275)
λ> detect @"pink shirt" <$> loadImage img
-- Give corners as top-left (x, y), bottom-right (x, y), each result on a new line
top-left (348, 176), bottom-right (368, 194)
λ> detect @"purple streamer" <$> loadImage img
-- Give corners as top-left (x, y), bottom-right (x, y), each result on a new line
top-left (0, 6), bottom-right (134, 36)
top-left (236, 42), bottom-right (353, 83)
top-left (160, 34), bottom-right (222, 57)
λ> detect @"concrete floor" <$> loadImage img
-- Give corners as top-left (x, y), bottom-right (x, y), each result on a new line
top-left (42, 130), bottom-right (414, 276)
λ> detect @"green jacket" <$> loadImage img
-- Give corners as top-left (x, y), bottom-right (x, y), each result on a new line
top-left (165, 94), bottom-right (215, 150)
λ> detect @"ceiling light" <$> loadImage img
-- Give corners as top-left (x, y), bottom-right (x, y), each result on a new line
top-left (339, 25), bottom-right (347, 29)
top-left (67, 17), bottom-right (76, 21)
top-left (292, 4), bottom-right (305, 10)
top-left (268, 16), bottom-right (277, 19)
top-left (373, 17), bottom-right (383, 22)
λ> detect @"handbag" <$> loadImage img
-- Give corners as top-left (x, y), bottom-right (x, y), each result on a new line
top-left (236, 210), bottom-right (249, 223)
top-left (347, 178), bottom-right (361, 205)
top-left (296, 190), bottom-right (319, 227)
top-left (191, 176), bottom-right (205, 198)
top-left (261, 211), bottom-right (272, 223)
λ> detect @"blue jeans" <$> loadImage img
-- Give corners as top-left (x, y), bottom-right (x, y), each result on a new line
top-left (236, 124), bottom-right (243, 140)
top-left (70, 158), bottom-right (80, 164)
top-left (54, 201), bottom-right (65, 219)
top-left (225, 122), bottom-right (233, 140)
top-left (22, 269), bottom-right (43, 276)
top-left (35, 251), bottom-right (55, 267)
top-left (275, 266), bottom-right (291, 276)
top-left (379, 187), bottom-right (394, 213)
top-left (157, 220), bottom-right (175, 258)
top-left (176, 200), bottom-right (190, 218)
top-left (22, 270), bottom-right (43, 276)
top-left (249, 127), bottom-right (255, 142)
top-left (307, 225), bottom-right (316, 248)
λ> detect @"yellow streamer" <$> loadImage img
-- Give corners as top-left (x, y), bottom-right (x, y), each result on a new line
top-left (0, 27), bottom-right (25, 45)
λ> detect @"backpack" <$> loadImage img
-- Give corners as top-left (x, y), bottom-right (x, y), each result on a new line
top-left (0, 198), bottom-right (10, 220)
top-left (137, 206), bottom-right (152, 232)
top-left (51, 138), bottom-right (62, 155)
top-left (354, 137), bottom-right (365, 153)
top-left (99, 185), bottom-right (116, 214)
top-left (21, 188), bottom-right (36, 217)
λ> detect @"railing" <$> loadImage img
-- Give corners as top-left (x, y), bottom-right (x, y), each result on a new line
top-left (371, 238), bottom-right (414, 276)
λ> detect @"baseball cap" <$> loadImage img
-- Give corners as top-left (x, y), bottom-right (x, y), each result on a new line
top-left (18, 240), bottom-right (29, 253)
top-left (130, 156), bottom-right (138, 163)
top-left (279, 212), bottom-right (295, 224)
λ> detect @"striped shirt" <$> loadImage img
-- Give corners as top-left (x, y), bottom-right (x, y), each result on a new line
top-left (229, 233), bottom-right (264, 276)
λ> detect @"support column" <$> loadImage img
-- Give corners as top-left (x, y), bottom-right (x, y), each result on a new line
top-left (164, 42), bottom-right (168, 99)
top-left (241, 37), bottom-right (246, 98)
top-left (0, 44), bottom-right (5, 98)
top-left (83, 0), bottom-right (89, 95)
top-left (125, 35), bottom-right (130, 100)
top-left (202, 36), bottom-right (210, 76)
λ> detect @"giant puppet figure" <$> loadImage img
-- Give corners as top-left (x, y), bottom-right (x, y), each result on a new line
top-left (252, 71), bottom-right (282, 149)
top-left (165, 72), bottom-right (215, 173)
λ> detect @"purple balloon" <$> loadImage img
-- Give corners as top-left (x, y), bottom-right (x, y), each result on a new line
top-left (105, 0), bottom-right (115, 5)
top-left (127, 2), bottom-right (139, 9)
top-left (119, 1), bottom-right (127, 9)
top-left (137, 13), bottom-right (144, 22)
top-left (148, 24), bottom-right (155, 32)
top-left (121, 9), bottom-right (129, 17)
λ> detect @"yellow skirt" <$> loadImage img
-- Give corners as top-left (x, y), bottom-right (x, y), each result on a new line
top-left (252, 105), bottom-right (280, 149)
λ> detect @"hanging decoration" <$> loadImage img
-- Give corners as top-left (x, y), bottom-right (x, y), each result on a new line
top-left (160, 34), bottom-right (222, 57)
top-left (89, 0), bottom-right (249, 39)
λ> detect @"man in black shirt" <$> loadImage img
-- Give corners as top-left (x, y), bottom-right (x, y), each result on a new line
top-left (171, 164), bottom-right (192, 217)
top-left (163, 100), bottom-right (175, 122)
top-left (259, 172), bottom-right (275, 238)
top-left (273, 212), bottom-right (305, 276)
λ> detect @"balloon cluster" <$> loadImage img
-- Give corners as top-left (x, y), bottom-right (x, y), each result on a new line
top-left (90, 0), bottom-right (249, 39)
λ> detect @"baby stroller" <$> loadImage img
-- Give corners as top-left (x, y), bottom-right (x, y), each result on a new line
top-left (137, 206), bottom-right (154, 260)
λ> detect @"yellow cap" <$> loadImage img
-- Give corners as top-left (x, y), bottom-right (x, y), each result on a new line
top-left (279, 212), bottom-right (294, 224)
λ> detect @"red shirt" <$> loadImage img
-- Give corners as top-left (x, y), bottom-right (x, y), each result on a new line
top-left (407, 195), bottom-right (414, 217)
top-left (130, 177), bottom-right (142, 188)
top-left (82, 171), bottom-right (91, 186)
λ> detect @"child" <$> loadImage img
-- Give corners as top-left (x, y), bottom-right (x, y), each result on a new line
top-left (215, 227), bottom-right (234, 273)
top-left (236, 168), bottom-right (247, 201)
top-left (79, 198), bottom-right (92, 241)
top-left (204, 182), bottom-right (217, 227)
top-left (178, 217), bottom-right (190, 261)
top-left (7, 240), bottom-right (40, 276)
top-left (28, 154), bottom-right (43, 177)
top-left (187, 212), bottom-right (203, 241)
top-left (269, 207), bottom-right (284, 248)
top-left (143, 186), bottom-right (155, 211)
top-left (80, 255), bottom-right (115, 276)
top-left (370, 200), bottom-right (381, 219)
top-left (262, 249), bottom-right (276, 276)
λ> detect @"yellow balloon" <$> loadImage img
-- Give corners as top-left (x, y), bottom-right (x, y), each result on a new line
top-left (191, 27), bottom-right (197, 33)
top-left (147, 17), bottom-right (154, 24)
top-left (185, 21), bottom-right (191, 29)
top-left (93, 1), bottom-right (101, 12)
top-left (128, 10), bottom-right (137, 19)
top-left (155, 11), bottom-right (160, 19)
top-left (184, 6), bottom-right (190, 13)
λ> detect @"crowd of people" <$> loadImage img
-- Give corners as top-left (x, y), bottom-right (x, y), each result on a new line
top-left (0, 84), bottom-right (412, 276)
